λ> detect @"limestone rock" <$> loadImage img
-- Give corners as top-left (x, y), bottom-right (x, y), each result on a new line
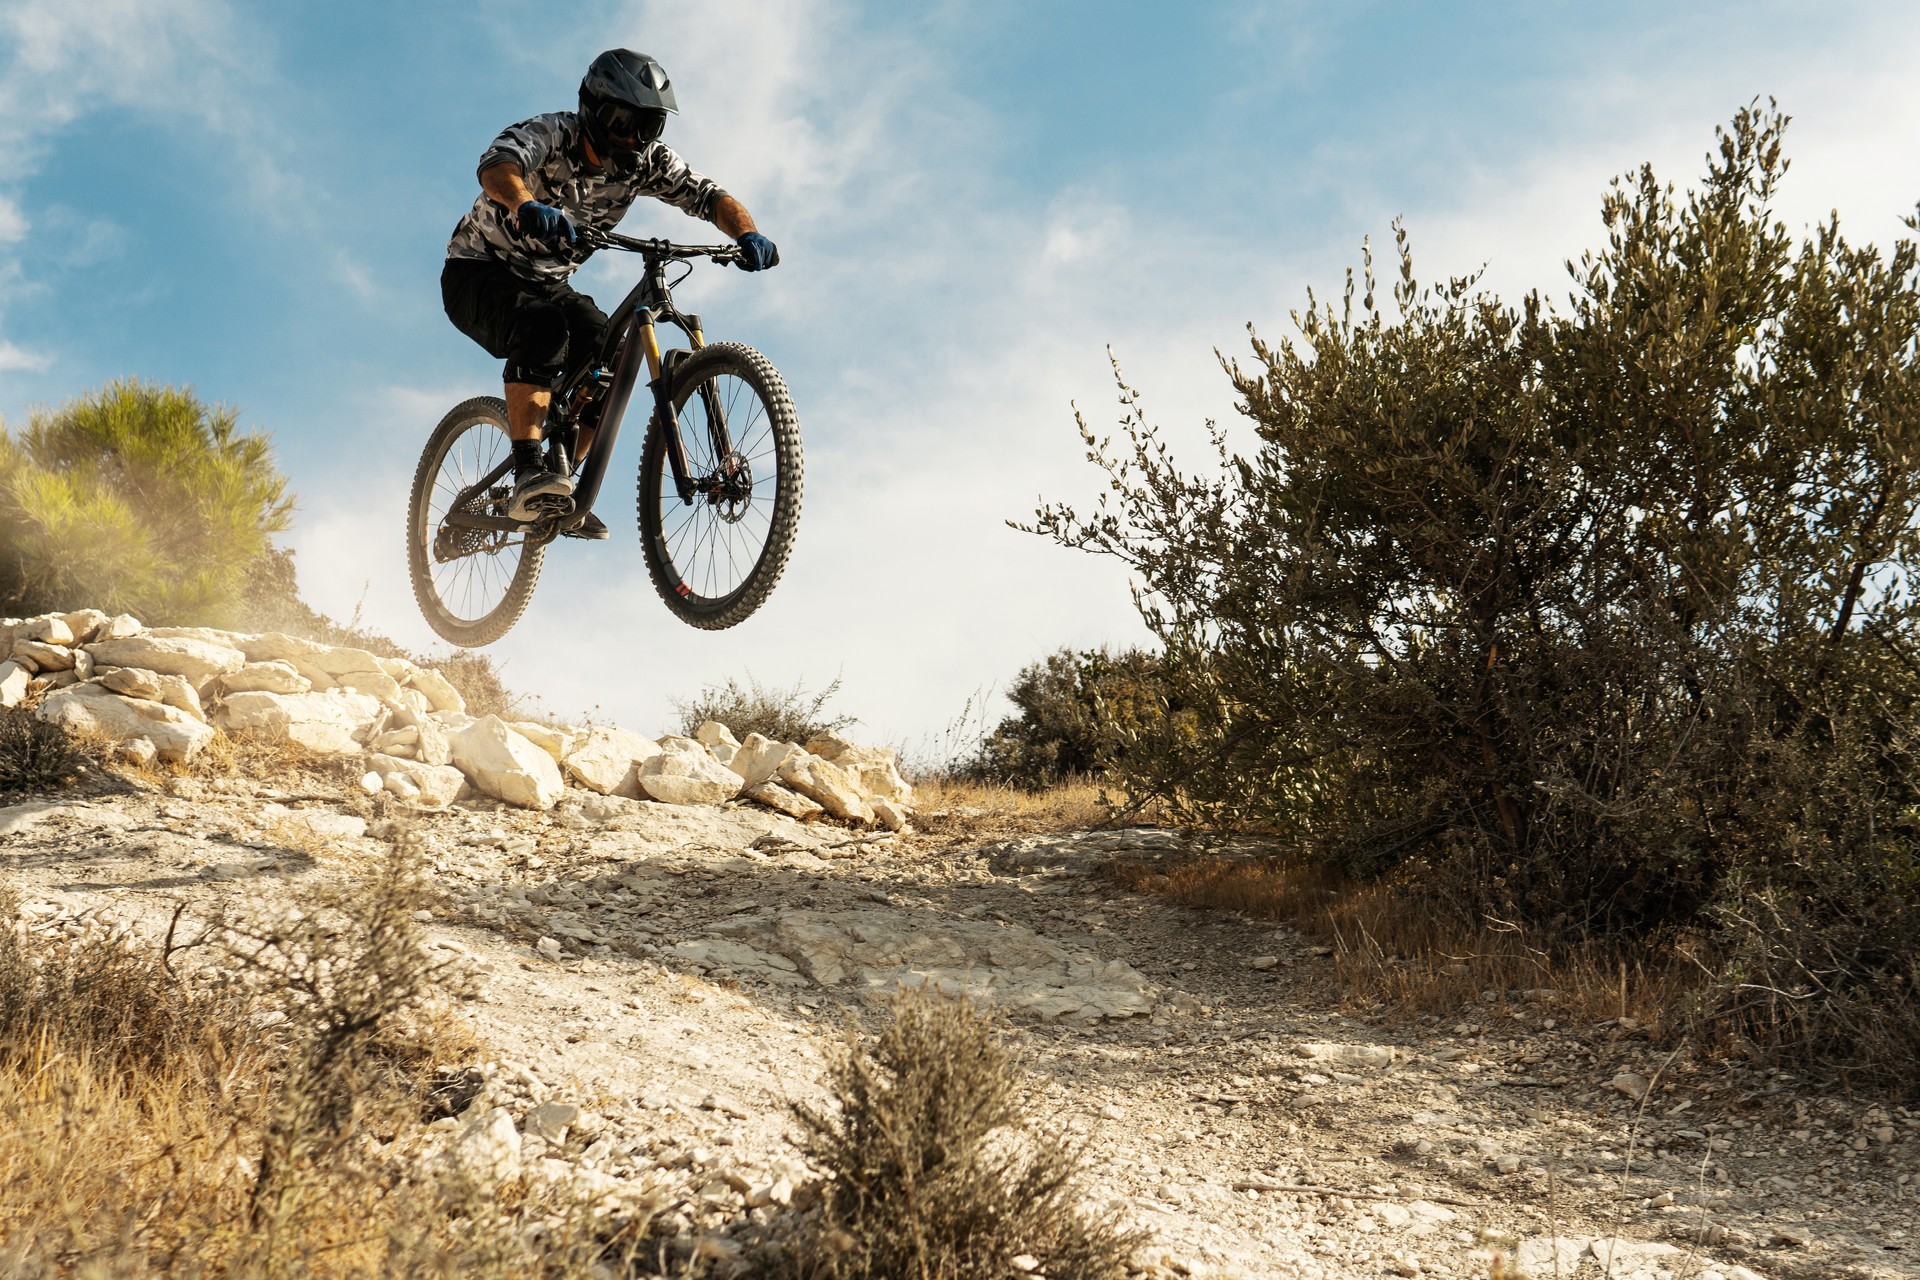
top-left (366, 753), bottom-right (467, 807)
top-left (18, 615), bottom-right (74, 646)
top-left (807, 730), bottom-right (914, 805)
top-left (562, 725), bottom-right (660, 796)
top-left (510, 721), bottom-right (574, 765)
top-left (408, 668), bottom-right (466, 715)
top-left (777, 752), bottom-right (875, 825)
top-left (0, 661), bottom-right (30, 708)
top-left (451, 715), bottom-right (565, 810)
top-left (59, 609), bottom-right (110, 643)
top-left (727, 733), bottom-right (806, 788)
top-left (236, 632), bottom-right (327, 664)
top-left (1295, 1042), bottom-right (1395, 1070)
top-left (97, 614), bottom-right (143, 641)
top-left (97, 667), bottom-right (205, 721)
top-left (447, 1106), bottom-right (522, 1184)
top-left (415, 719), bottom-right (453, 767)
top-left (871, 795), bottom-right (911, 832)
top-left (637, 735), bottom-right (743, 806)
top-left (34, 683), bottom-right (214, 763)
top-left (12, 639), bottom-right (75, 671)
top-left (696, 720), bottom-right (741, 766)
top-left (334, 669), bottom-right (404, 701)
top-left (742, 780), bottom-right (825, 820)
top-left (86, 635), bottom-right (244, 690)
top-left (143, 626), bottom-right (241, 647)
top-left (221, 660), bottom-right (312, 695)
top-left (216, 690), bottom-right (382, 753)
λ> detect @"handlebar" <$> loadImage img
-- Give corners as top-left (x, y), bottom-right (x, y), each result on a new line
top-left (576, 226), bottom-right (740, 264)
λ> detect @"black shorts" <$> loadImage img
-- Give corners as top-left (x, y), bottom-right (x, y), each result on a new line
top-left (441, 257), bottom-right (609, 386)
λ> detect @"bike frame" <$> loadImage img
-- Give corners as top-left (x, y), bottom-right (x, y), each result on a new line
top-left (441, 233), bottom-right (739, 543)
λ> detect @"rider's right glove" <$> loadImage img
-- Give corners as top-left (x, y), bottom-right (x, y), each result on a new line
top-left (516, 201), bottom-right (577, 246)
top-left (735, 231), bottom-right (779, 272)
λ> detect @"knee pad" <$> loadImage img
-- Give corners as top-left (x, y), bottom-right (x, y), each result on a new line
top-left (504, 301), bottom-right (570, 384)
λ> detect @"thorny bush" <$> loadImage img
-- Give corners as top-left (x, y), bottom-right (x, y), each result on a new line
top-left (1030, 104), bottom-right (1920, 1087)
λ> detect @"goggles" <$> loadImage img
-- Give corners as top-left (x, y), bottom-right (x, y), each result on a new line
top-left (593, 102), bottom-right (667, 149)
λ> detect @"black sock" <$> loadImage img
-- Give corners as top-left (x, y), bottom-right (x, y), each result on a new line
top-left (512, 439), bottom-right (543, 473)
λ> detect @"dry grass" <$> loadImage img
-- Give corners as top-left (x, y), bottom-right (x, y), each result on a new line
top-left (0, 835), bottom-right (674, 1278)
top-left (909, 777), bottom-right (1126, 838)
top-left (1111, 856), bottom-right (1700, 1033)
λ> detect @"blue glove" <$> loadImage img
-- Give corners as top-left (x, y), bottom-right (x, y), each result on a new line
top-left (517, 201), bottom-right (577, 246)
top-left (735, 231), bottom-right (779, 272)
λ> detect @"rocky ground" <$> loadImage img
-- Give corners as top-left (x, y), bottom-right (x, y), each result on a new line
top-left (5, 759), bottom-right (1914, 1280)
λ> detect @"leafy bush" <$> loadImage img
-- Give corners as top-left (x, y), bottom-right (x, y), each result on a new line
top-left (673, 672), bottom-right (853, 743)
top-left (969, 647), bottom-right (1182, 788)
top-left (1032, 105), bottom-right (1920, 1078)
top-left (768, 990), bottom-right (1138, 1280)
top-left (0, 379), bottom-right (294, 625)
top-left (0, 707), bottom-right (91, 796)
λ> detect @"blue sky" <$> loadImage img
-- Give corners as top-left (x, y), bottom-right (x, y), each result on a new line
top-left (6, 1), bottom-right (1920, 748)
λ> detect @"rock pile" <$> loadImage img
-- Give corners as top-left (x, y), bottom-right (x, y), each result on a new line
top-left (1, 609), bottom-right (914, 827)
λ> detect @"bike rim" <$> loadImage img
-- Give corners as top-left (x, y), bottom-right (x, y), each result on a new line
top-left (655, 372), bottom-right (781, 601)
top-left (424, 418), bottom-right (525, 624)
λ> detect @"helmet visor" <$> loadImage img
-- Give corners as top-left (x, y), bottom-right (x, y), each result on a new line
top-left (594, 102), bottom-right (667, 150)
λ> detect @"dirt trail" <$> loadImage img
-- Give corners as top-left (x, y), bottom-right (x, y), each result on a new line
top-left (3, 769), bottom-right (1913, 1280)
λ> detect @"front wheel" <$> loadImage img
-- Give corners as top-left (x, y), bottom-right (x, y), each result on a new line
top-left (637, 341), bottom-right (803, 629)
top-left (407, 396), bottom-right (546, 647)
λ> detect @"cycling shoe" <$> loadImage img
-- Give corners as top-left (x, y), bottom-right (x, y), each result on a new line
top-left (561, 511), bottom-right (610, 540)
top-left (508, 466), bottom-right (575, 521)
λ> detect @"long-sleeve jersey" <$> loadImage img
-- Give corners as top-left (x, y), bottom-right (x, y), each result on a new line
top-left (445, 111), bottom-right (729, 282)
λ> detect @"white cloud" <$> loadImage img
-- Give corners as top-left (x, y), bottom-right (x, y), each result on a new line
top-left (0, 339), bottom-right (50, 372)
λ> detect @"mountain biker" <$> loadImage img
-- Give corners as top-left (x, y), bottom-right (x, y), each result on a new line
top-left (441, 48), bottom-right (779, 537)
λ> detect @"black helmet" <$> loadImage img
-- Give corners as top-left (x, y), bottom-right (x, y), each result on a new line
top-left (579, 49), bottom-right (677, 174)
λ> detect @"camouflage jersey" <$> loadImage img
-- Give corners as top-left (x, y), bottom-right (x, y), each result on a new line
top-left (445, 111), bottom-right (729, 283)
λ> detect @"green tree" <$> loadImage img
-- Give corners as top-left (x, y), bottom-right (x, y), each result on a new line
top-left (0, 379), bottom-right (293, 624)
top-left (1031, 104), bottom-right (1920, 1078)
top-left (972, 647), bottom-right (1184, 788)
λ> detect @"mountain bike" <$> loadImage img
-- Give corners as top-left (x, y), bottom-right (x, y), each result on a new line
top-left (408, 230), bottom-right (803, 645)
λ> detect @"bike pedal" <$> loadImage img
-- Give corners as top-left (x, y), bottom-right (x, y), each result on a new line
top-left (526, 494), bottom-right (576, 518)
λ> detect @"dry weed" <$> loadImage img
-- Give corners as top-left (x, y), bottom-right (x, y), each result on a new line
top-left (911, 777), bottom-right (1123, 838)
top-left (0, 704), bottom-right (95, 795)
top-left (763, 989), bottom-right (1140, 1280)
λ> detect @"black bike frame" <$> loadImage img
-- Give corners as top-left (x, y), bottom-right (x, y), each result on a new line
top-left (441, 235), bottom-right (737, 541)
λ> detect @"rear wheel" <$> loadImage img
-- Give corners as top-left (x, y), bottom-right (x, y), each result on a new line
top-left (407, 396), bottom-right (546, 647)
top-left (637, 342), bottom-right (803, 629)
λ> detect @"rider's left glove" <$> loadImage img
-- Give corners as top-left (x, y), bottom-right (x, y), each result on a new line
top-left (517, 201), bottom-right (578, 246)
top-left (735, 231), bottom-right (779, 272)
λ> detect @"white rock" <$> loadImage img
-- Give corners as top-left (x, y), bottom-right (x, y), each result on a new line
top-left (275, 809), bottom-right (367, 841)
top-left (215, 690), bottom-right (383, 753)
top-left (0, 661), bottom-right (29, 708)
top-left (696, 720), bottom-right (741, 764)
top-left (743, 780), bottom-right (825, 821)
top-left (368, 726), bottom-right (420, 756)
top-left (777, 752), bottom-right (875, 825)
top-left (333, 669), bottom-right (404, 701)
top-left (59, 609), bottom-right (110, 643)
top-left (806, 730), bottom-right (915, 805)
top-left (415, 719), bottom-right (453, 767)
top-left (447, 1106), bottom-right (522, 1185)
top-left (119, 737), bottom-right (158, 767)
top-left (451, 715), bottom-right (565, 810)
top-left (562, 725), bottom-right (660, 796)
top-left (871, 795), bottom-right (911, 831)
top-left (509, 720), bottom-right (574, 765)
top-left (366, 753), bottom-right (467, 808)
top-left (1295, 1042), bottom-right (1394, 1069)
top-left (408, 667), bottom-right (466, 715)
top-left (86, 635), bottom-right (244, 690)
top-left (1610, 1071), bottom-right (1652, 1102)
top-left (143, 626), bottom-right (242, 646)
top-left (97, 614), bottom-right (143, 641)
top-left (18, 615), bottom-right (74, 646)
top-left (727, 733), bottom-right (806, 787)
top-left (638, 736), bottom-right (743, 806)
top-left (359, 771), bottom-right (384, 796)
top-left (96, 667), bottom-right (205, 721)
top-left (1249, 955), bottom-right (1280, 970)
top-left (12, 638), bottom-right (75, 671)
top-left (524, 1100), bottom-right (580, 1144)
top-left (34, 683), bottom-right (214, 763)
top-left (217, 667), bottom-right (311, 694)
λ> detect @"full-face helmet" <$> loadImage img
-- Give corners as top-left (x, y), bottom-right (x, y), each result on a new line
top-left (579, 49), bottom-right (677, 175)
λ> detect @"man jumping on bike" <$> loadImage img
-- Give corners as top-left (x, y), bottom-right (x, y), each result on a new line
top-left (442, 48), bottom-right (778, 537)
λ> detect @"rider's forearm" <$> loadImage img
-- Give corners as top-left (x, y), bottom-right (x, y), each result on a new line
top-left (712, 194), bottom-right (757, 239)
top-left (481, 162), bottom-right (536, 210)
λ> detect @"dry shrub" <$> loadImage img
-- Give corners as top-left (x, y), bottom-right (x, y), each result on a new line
top-left (910, 777), bottom-right (1120, 839)
top-left (673, 672), bottom-right (853, 744)
top-left (0, 829), bottom-right (665, 1277)
top-left (0, 704), bottom-right (93, 795)
top-left (766, 990), bottom-right (1139, 1280)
